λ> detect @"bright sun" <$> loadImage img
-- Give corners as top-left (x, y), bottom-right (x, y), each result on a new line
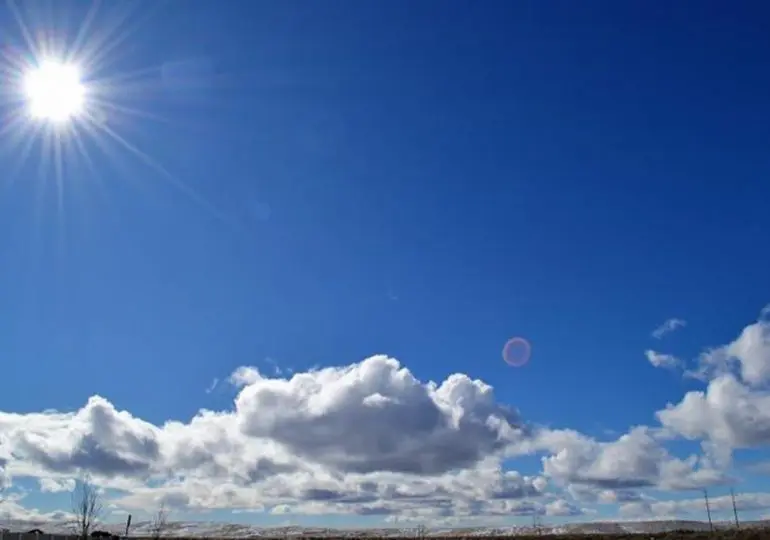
top-left (23, 60), bottom-right (86, 124)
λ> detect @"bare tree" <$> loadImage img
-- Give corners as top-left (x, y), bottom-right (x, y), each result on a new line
top-left (532, 512), bottom-right (544, 536)
top-left (149, 502), bottom-right (170, 540)
top-left (71, 474), bottom-right (103, 540)
top-left (703, 489), bottom-right (713, 533)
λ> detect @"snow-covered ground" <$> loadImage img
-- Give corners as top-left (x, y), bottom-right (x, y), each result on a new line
top-left (3, 518), bottom-right (766, 537)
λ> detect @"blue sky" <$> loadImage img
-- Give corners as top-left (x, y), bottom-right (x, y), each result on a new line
top-left (1, 0), bottom-right (770, 531)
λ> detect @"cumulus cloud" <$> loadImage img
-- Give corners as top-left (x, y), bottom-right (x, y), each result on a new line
top-left (0, 356), bottom-right (546, 522)
top-left (687, 309), bottom-right (770, 386)
top-left (234, 356), bottom-right (524, 475)
top-left (533, 427), bottom-right (727, 492)
top-left (656, 306), bottom-right (770, 464)
top-left (1, 311), bottom-right (768, 526)
top-left (0, 396), bottom-right (160, 479)
top-left (657, 374), bottom-right (770, 451)
top-left (652, 318), bottom-right (687, 340)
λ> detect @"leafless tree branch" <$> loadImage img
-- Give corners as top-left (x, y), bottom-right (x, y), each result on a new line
top-left (150, 502), bottom-right (170, 540)
top-left (71, 473), bottom-right (103, 540)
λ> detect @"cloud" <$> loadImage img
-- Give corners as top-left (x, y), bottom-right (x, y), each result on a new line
top-left (0, 493), bottom-right (72, 524)
top-left (620, 492), bottom-right (770, 519)
top-left (38, 477), bottom-right (76, 493)
top-left (0, 396), bottom-right (160, 478)
top-left (655, 306), bottom-right (770, 466)
top-left (1, 305), bottom-right (769, 526)
top-left (652, 318), bottom-right (687, 340)
top-left (747, 461), bottom-right (770, 475)
top-left (645, 350), bottom-right (682, 370)
top-left (686, 307), bottom-right (770, 386)
top-left (0, 455), bottom-right (8, 491)
top-left (233, 356), bottom-right (524, 475)
top-left (0, 356), bottom-right (545, 521)
top-left (657, 374), bottom-right (770, 452)
top-left (532, 426), bottom-right (728, 492)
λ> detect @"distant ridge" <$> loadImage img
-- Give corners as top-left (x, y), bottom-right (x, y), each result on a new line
top-left (3, 518), bottom-right (770, 537)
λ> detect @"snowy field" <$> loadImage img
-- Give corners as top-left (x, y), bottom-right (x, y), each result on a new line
top-left (3, 518), bottom-right (765, 538)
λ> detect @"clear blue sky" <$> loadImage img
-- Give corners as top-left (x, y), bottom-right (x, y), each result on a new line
top-left (1, 0), bottom-right (769, 530)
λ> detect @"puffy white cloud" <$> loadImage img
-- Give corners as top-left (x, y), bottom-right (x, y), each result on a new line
top-left (722, 318), bottom-right (770, 386)
top-left (0, 356), bottom-right (549, 522)
top-left (0, 328), bottom-right (764, 525)
top-left (687, 311), bottom-right (770, 386)
top-left (656, 308), bottom-right (770, 463)
top-left (233, 356), bottom-right (525, 475)
top-left (657, 374), bottom-right (770, 450)
top-left (0, 396), bottom-right (160, 479)
top-left (652, 318), bottom-right (687, 340)
top-left (534, 427), bottom-right (727, 491)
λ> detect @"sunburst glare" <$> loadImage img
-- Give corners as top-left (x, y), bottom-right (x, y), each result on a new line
top-left (0, 0), bottom-right (228, 239)
top-left (23, 60), bottom-right (86, 124)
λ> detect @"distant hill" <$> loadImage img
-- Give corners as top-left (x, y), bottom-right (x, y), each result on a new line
top-left (3, 518), bottom-right (769, 538)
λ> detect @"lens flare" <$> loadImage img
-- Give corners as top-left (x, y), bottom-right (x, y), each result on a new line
top-left (502, 337), bottom-right (531, 367)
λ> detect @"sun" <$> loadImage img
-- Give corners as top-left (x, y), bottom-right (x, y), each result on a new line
top-left (23, 60), bottom-right (86, 124)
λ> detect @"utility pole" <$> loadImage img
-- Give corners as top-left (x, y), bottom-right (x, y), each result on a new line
top-left (704, 490), bottom-right (713, 533)
top-left (731, 489), bottom-right (740, 529)
top-left (124, 514), bottom-right (132, 538)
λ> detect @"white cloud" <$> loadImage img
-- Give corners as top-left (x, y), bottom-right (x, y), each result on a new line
top-left (645, 350), bottom-right (682, 370)
top-left (1, 304), bottom-right (769, 526)
top-left (656, 307), bottom-right (770, 463)
top-left (38, 477), bottom-right (75, 493)
top-left (533, 426), bottom-right (727, 492)
top-left (233, 356), bottom-right (524, 475)
top-left (228, 366), bottom-right (261, 387)
top-left (620, 492), bottom-right (770, 518)
top-left (0, 496), bottom-right (72, 525)
top-left (0, 356), bottom-right (547, 521)
top-left (657, 374), bottom-right (770, 452)
top-left (652, 318), bottom-right (687, 340)
top-left (205, 378), bottom-right (219, 394)
top-left (687, 309), bottom-right (770, 386)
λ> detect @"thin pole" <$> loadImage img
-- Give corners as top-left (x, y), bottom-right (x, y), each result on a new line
top-left (731, 489), bottom-right (740, 529)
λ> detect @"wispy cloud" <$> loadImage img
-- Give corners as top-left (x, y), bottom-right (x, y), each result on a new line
top-left (652, 318), bottom-right (687, 339)
top-left (205, 378), bottom-right (219, 394)
top-left (265, 357), bottom-right (284, 376)
top-left (645, 350), bottom-right (681, 370)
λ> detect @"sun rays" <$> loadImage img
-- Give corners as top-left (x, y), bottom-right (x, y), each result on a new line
top-left (23, 60), bottom-right (86, 123)
top-left (0, 0), bottom-right (229, 233)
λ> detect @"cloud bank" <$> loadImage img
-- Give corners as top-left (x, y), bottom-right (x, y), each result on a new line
top-left (1, 307), bottom-right (770, 525)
